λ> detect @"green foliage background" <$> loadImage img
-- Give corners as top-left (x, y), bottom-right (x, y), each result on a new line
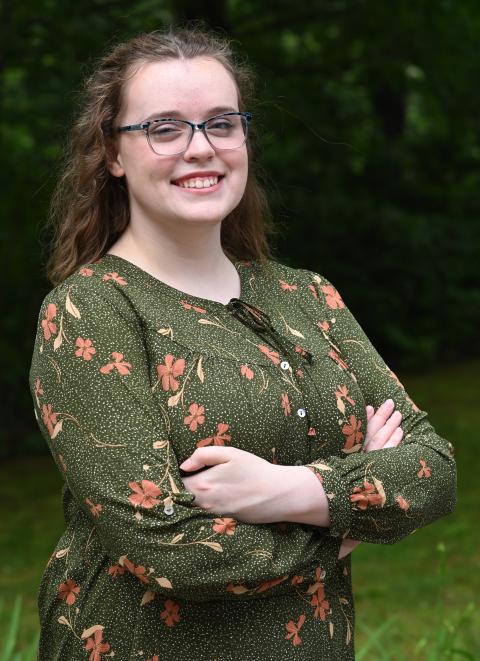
top-left (2, 2), bottom-right (479, 452)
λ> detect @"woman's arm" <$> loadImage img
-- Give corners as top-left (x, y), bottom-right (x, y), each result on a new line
top-left (181, 400), bottom-right (404, 559)
top-left (298, 272), bottom-right (456, 545)
top-left (30, 279), bottom-right (344, 602)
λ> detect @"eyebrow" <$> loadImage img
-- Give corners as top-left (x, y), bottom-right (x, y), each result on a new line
top-left (142, 106), bottom-right (239, 121)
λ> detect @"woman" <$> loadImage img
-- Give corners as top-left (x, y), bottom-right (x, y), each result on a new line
top-left (29, 26), bottom-right (456, 660)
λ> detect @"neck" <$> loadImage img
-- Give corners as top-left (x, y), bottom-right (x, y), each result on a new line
top-left (107, 209), bottom-right (239, 300)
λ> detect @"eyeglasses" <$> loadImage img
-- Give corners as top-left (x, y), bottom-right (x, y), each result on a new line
top-left (116, 111), bottom-right (252, 156)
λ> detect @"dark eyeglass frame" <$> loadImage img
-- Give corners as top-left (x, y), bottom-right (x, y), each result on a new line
top-left (116, 111), bottom-right (253, 155)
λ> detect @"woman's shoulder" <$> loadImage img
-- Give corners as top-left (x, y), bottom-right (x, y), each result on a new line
top-left (261, 257), bottom-right (335, 289)
top-left (38, 257), bottom-right (138, 320)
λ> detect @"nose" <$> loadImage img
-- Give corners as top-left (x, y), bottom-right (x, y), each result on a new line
top-left (183, 127), bottom-right (215, 161)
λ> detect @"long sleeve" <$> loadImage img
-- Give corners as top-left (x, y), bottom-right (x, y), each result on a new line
top-left (29, 280), bottom-right (340, 602)
top-left (302, 271), bottom-right (457, 544)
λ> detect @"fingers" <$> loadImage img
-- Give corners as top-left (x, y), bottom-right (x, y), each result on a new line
top-left (364, 398), bottom-right (395, 441)
top-left (373, 410), bottom-right (402, 446)
top-left (382, 427), bottom-right (404, 449)
top-left (179, 447), bottom-right (234, 471)
top-left (364, 399), bottom-right (403, 452)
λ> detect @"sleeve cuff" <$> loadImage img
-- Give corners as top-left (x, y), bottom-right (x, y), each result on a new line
top-left (305, 462), bottom-right (352, 538)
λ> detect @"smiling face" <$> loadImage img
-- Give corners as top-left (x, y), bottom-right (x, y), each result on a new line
top-left (108, 57), bottom-right (249, 231)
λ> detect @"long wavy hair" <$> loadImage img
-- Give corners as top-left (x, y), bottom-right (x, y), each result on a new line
top-left (46, 25), bottom-right (278, 285)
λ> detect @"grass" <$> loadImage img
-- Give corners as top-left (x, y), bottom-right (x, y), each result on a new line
top-left (0, 360), bottom-right (478, 658)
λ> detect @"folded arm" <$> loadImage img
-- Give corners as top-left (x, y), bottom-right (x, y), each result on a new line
top-left (299, 272), bottom-right (456, 544)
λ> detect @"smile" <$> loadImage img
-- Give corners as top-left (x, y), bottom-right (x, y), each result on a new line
top-left (176, 176), bottom-right (221, 189)
top-left (172, 175), bottom-right (224, 193)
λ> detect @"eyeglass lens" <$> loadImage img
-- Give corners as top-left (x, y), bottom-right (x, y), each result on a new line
top-left (147, 114), bottom-right (248, 155)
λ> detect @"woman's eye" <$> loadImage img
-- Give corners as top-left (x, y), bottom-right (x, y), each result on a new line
top-left (150, 124), bottom-right (182, 135)
top-left (211, 121), bottom-right (231, 128)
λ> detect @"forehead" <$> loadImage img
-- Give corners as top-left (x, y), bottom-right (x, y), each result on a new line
top-left (120, 57), bottom-right (239, 120)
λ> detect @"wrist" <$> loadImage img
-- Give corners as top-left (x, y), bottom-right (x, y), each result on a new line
top-left (281, 466), bottom-right (330, 527)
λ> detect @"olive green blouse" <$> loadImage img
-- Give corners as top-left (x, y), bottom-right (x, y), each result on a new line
top-left (29, 254), bottom-right (456, 660)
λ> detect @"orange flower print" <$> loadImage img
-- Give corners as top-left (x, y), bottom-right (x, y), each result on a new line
top-left (79, 267), bottom-right (94, 277)
top-left (58, 578), bottom-right (80, 605)
top-left (102, 271), bottom-right (127, 286)
top-left (255, 575), bottom-right (289, 593)
top-left (291, 575), bottom-right (304, 586)
top-left (128, 480), bottom-right (161, 508)
top-left (418, 459), bottom-right (431, 478)
top-left (342, 415), bottom-right (364, 450)
top-left (160, 599), bottom-right (181, 627)
top-left (34, 378), bottom-right (43, 397)
top-left (350, 481), bottom-right (383, 510)
top-left (281, 393), bottom-right (291, 416)
top-left (329, 349), bottom-right (349, 371)
top-left (75, 337), bottom-right (97, 361)
top-left (156, 354), bottom-right (185, 391)
top-left (307, 427), bottom-right (316, 436)
top-left (180, 300), bottom-right (207, 314)
top-left (122, 557), bottom-right (150, 585)
top-left (335, 385), bottom-right (355, 406)
top-left (41, 303), bottom-right (57, 340)
top-left (146, 657), bottom-right (159, 661)
top-left (99, 352), bottom-right (132, 375)
top-left (41, 403), bottom-right (58, 438)
top-left (296, 368), bottom-right (304, 379)
top-left (107, 563), bottom-right (126, 578)
top-left (279, 279), bottom-right (298, 291)
top-left (321, 284), bottom-right (345, 309)
top-left (311, 589), bottom-right (330, 621)
top-left (213, 517), bottom-right (237, 535)
top-left (85, 498), bottom-right (103, 517)
top-left (396, 495), bottom-right (410, 511)
top-left (295, 345), bottom-right (309, 358)
top-left (257, 344), bottom-right (280, 365)
top-left (197, 422), bottom-right (231, 447)
top-left (308, 283), bottom-right (319, 301)
top-left (240, 364), bottom-right (254, 380)
top-left (84, 628), bottom-right (111, 661)
top-left (285, 613), bottom-right (306, 646)
top-left (317, 320), bottom-right (330, 332)
top-left (184, 403), bottom-right (205, 431)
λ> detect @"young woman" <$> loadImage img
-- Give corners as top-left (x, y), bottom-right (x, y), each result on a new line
top-left (29, 26), bottom-right (456, 660)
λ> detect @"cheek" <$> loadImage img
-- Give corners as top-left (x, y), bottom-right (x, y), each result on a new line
top-left (229, 149), bottom-right (248, 187)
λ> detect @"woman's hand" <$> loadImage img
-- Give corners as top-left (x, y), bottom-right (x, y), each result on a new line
top-left (179, 446), bottom-right (298, 524)
top-left (339, 398), bottom-right (403, 559)
top-left (364, 398), bottom-right (404, 452)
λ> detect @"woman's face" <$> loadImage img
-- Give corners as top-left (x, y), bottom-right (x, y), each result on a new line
top-left (109, 57), bottom-right (249, 231)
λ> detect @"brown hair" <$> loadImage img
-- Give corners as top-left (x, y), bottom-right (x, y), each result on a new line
top-left (45, 25), bottom-right (278, 285)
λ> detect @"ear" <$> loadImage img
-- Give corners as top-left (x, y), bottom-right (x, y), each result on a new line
top-left (105, 139), bottom-right (125, 178)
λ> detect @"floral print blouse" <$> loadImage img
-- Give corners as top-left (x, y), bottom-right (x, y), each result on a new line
top-left (29, 254), bottom-right (456, 660)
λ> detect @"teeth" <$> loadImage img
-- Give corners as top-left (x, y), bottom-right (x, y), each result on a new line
top-left (177, 176), bottom-right (219, 188)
